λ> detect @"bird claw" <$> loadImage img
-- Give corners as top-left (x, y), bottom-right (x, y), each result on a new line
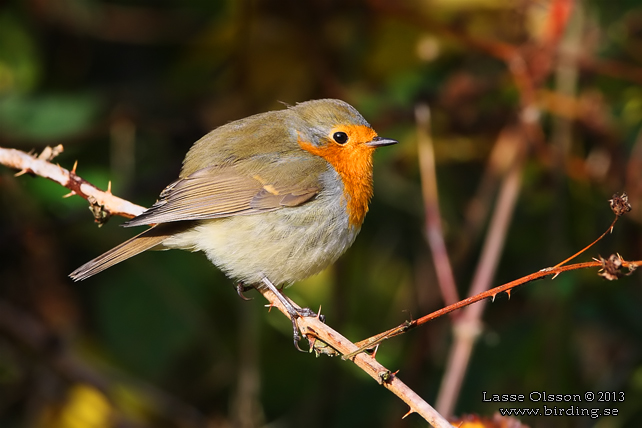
top-left (259, 276), bottom-right (327, 352)
top-left (289, 307), bottom-right (320, 352)
top-left (235, 282), bottom-right (253, 301)
top-left (291, 320), bottom-right (305, 352)
top-left (296, 307), bottom-right (319, 318)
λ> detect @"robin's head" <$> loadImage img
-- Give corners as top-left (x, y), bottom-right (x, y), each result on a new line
top-left (291, 99), bottom-right (397, 227)
top-left (290, 99), bottom-right (396, 151)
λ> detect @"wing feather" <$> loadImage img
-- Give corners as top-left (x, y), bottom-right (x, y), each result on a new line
top-left (124, 166), bottom-right (319, 227)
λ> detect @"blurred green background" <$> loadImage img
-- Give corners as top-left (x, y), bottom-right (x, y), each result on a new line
top-left (1, 0), bottom-right (642, 427)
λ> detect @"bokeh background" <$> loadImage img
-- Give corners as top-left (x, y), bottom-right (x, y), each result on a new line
top-left (1, 0), bottom-right (642, 427)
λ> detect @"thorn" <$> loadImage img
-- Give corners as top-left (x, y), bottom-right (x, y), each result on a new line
top-left (307, 336), bottom-right (316, 349)
top-left (316, 305), bottom-right (322, 320)
top-left (71, 160), bottom-right (78, 174)
top-left (14, 169), bottom-right (29, 177)
top-left (505, 289), bottom-right (511, 300)
top-left (491, 293), bottom-right (497, 302)
top-left (610, 225), bottom-right (614, 234)
top-left (62, 190), bottom-right (77, 198)
top-left (107, 181), bottom-right (112, 194)
top-left (264, 303), bottom-right (275, 313)
top-left (392, 369), bottom-right (400, 376)
top-left (552, 272), bottom-right (560, 279)
top-left (371, 343), bottom-right (380, 359)
top-left (402, 408), bottom-right (415, 419)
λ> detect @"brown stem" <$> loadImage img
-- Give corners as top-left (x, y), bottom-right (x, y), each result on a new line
top-left (552, 216), bottom-right (618, 268)
top-left (260, 289), bottom-right (452, 427)
top-left (416, 104), bottom-right (459, 307)
top-left (0, 144), bottom-right (451, 427)
top-left (0, 146), bottom-right (145, 219)
top-left (435, 139), bottom-right (524, 416)
top-left (347, 257), bottom-right (639, 357)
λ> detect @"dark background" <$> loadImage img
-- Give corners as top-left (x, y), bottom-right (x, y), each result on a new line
top-left (1, 1), bottom-right (641, 427)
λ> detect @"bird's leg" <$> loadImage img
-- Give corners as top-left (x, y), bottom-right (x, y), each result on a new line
top-left (235, 282), bottom-right (253, 301)
top-left (260, 277), bottom-right (320, 351)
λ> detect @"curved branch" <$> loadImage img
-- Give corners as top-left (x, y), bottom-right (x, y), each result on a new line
top-left (0, 145), bottom-right (452, 427)
top-left (346, 256), bottom-right (640, 358)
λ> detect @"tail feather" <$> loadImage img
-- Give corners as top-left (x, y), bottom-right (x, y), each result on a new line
top-left (70, 225), bottom-right (179, 281)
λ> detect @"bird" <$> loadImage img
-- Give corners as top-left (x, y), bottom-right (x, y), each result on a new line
top-left (70, 98), bottom-right (397, 348)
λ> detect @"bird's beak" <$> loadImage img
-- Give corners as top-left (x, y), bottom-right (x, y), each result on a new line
top-left (366, 136), bottom-right (398, 148)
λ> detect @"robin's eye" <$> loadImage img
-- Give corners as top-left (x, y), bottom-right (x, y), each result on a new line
top-left (333, 132), bottom-right (348, 144)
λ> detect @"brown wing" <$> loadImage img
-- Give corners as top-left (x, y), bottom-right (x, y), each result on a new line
top-left (123, 166), bottom-right (319, 227)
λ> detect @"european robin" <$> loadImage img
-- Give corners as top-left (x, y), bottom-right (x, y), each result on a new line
top-left (70, 99), bottom-right (397, 347)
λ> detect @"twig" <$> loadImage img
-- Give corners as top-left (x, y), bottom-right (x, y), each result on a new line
top-left (435, 130), bottom-right (525, 416)
top-left (346, 190), bottom-right (633, 355)
top-left (345, 255), bottom-right (640, 359)
top-left (0, 146), bottom-right (145, 219)
top-left (0, 145), bottom-right (452, 427)
top-left (453, 126), bottom-right (522, 262)
top-left (435, 0), bottom-right (572, 417)
top-left (344, 196), bottom-right (632, 365)
top-left (261, 289), bottom-right (452, 427)
top-left (552, 217), bottom-right (618, 268)
top-left (416, 103), bottom-right (459, 307)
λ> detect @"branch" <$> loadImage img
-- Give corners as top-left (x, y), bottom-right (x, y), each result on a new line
top-left (0, 145), bottom-right (452, 428)
top-left (261, 289), bottom-right (452, 426)
top-left (0, 146), bottom-right (145, 220)
top-left (347, 255), bottom-right (639, 360)
top-left (345, 192), bottom-right (633, 359)
top-left (416, 104), bottom-right (459, 307)
top-left (435, 126), bottom-right (525, 416)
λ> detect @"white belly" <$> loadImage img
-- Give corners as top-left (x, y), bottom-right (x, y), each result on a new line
top-left (162, 191), bottom-right (360, 286)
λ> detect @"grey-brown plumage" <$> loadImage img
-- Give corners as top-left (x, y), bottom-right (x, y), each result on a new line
top-left (70, 99), bottom-right (396, 285)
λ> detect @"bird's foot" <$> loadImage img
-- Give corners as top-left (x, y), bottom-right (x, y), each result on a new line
top-left (260, 277), bottom-right (325, 352)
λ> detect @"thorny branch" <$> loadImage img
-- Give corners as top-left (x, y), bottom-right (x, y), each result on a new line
top-left (346, 193), bottom-right (636, 358)
top-left (347, 256), bottom-right (639, 359)
top-left (2, 145), bottom-right (635, 425)
top-left (0, 145), bottom-right (452, 428)
top-left (0, 146), bottom-right (145, 221)
top-left (552, 192), bottom-right (631, 269)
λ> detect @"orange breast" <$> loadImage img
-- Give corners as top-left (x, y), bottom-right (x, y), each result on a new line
top-left (298, 125), bottom-right (377, 228)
